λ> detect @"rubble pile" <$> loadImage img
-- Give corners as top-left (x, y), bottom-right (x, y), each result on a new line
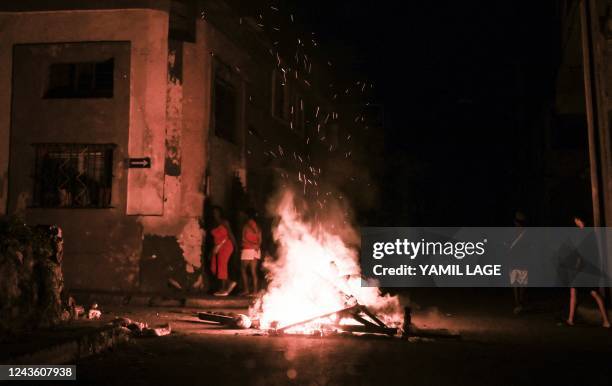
top-left (0, 217), bottom-right (67, 337)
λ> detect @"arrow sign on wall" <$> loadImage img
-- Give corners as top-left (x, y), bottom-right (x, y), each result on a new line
top-left (128, 157), bottom-right (151, 168)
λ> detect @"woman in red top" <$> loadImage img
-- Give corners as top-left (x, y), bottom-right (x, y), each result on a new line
top-left (239, 208), bottom-right (262, 296)
top-left (209, 206), bottom-right (237, 296)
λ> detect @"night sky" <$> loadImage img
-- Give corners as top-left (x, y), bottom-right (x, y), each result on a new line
top-left (237, 1), bottom-right (566, 226)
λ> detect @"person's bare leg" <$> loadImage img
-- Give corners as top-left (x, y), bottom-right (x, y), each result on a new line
top-left (567, 288), bottom-right (576, 325)
top-left (240, 261), bottom-right (249, 295)
top-left (513, 287), bottom-right (522, 314)
top-left (590, 290), bottom-right (611, 328)
top-left (513, 287), bottom-right (520, 307)
top-left (249, 260), bottom-right (258, 294)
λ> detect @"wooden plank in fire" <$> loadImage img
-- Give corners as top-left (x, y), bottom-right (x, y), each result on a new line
top-left (325, 324), bottom-right (398, 336)
top-left (275, 305), bottom-right (360, 332)
top-left (357, 305), bottom-right (388, 328)
top-left (275, 302), bottom-right (395, 336)
top-left (276, 264), bottom-right (394, 334)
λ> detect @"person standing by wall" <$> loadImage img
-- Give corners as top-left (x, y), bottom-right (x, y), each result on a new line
top-left (566, 215), bottom-right (610, 328)
top-left (238, 208), bottom-right (262, 296)
top-left (509, 211), bottom-right (530, 314)
top-left (209, 206), bottom-right (238, 296)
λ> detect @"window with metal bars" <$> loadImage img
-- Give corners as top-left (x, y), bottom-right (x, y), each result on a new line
top-left (32, 143), bottom-right (115, 208)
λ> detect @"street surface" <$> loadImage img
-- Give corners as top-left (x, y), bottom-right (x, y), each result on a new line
top-left (34, 289), bottom-right (612, 385)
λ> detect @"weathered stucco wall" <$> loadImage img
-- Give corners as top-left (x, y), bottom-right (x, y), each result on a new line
top-left (8, 42), bottom-right (138, 291)
top-left (141, 18), bottom-right (259, 289)
top-left (0, 6), bottom-right (330, 292)
top-left (0, 9), bottom-right (169, 290)
top-left (197, 15), bottom-right (315, 215)
top-left (139, 26), bottom-right (209, 290)
top-left (0, 9), bottom-right (168, 217)
top-left (200, 21), bottom-right (248, 211)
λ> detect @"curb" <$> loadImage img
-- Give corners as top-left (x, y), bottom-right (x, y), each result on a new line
top-left (72, 291), bottom-right (251, 309)
top-left (183, 297), bottom-right (250, 309)
top-left (4, 325), bottom-right (130, 365)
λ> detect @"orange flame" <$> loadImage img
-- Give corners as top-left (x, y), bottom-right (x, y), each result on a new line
top-left (251, 190), bottom-right (402, 333)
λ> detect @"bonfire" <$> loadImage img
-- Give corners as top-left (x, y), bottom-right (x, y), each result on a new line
top-left (250, 190), bottom-right (403, 335)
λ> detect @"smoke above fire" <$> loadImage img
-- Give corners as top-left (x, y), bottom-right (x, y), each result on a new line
top-left (251, 188), bottom-right (402, 332)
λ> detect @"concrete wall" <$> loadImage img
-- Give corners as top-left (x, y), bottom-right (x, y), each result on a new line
top-left (0, 9), bottom-right (169, 217)
top-left (8, 42), bottom-right (140, 291)
top-left (138, 27), bottom-right (210, 291)
top-left (0, 4), bottom-right (339, 292)
top-left (198, 21), bottom-right (248, 213)
top-left (0, 9), bottom-right (170, 290)
top-left (197, 16), bottom-right (316, 215)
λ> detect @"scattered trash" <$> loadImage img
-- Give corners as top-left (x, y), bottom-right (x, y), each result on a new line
top-left (111, 317), bottom-right (147, 332)
top-left (63, 299), bottom-right (101, 321)
top-left (87, 309), bottom-right (102, 320)
top-left (143, 323), bottom-right (172, 337)
top-left (110, 317), bottom-right (172, 337)
top-left (74, 305), bottom-right (85, 318)
top-left (87, 303), bottom-right (101, 319)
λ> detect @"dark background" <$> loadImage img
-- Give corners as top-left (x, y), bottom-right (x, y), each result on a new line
top-left (232, 0), bottom-right (585, 227)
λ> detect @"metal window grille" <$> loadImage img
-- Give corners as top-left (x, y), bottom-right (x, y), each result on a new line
top-left (32, 143), bottom-right (115, 208)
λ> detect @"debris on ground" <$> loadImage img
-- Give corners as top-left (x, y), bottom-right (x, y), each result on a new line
top-left (110, 317), bottom-right (172, 337)
top-left (87, 308), bottom-right (102, 320)
top-left (62, 298), bottom-right (101, 321)
top-left (73, 305), bottom-right (85, 319)
top-left (86, 303), bottom-right (101, 319)
top-left (143, 323), bottom-right (172, 337)
top-left (198, 311), bottom-right (253, 329)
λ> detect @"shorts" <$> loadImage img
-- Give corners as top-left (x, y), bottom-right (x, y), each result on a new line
top-left (510, 269), bottom-right (528, 286)
top-left (241, 249), bottom-right (261, 261)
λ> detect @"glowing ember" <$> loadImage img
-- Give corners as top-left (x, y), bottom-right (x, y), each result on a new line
top-left (251, 190), bottom-right (402, 334)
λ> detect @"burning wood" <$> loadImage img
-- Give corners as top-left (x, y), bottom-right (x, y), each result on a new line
top-left (249, 190), bottom-right (403, 335)
top-left (274, 304), bottom-right (398, 336)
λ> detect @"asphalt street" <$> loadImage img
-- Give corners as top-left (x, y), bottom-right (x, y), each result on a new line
top-left (49, 289), bottom-right (612, 386)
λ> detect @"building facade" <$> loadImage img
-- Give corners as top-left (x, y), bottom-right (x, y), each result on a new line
top-left (0, 0), bottom-right (343, 292)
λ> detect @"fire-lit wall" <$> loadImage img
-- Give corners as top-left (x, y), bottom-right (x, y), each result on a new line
top-left (199, 6), bottom-right (326, 215)
top-left (0, 0), bottom-right (341, 292)
top-left (8, 41), bottom-right (139, 291)
top-left (138, 23), bottom-right (211, 292)
top-left (0, 6), bottom-right (196, 291)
